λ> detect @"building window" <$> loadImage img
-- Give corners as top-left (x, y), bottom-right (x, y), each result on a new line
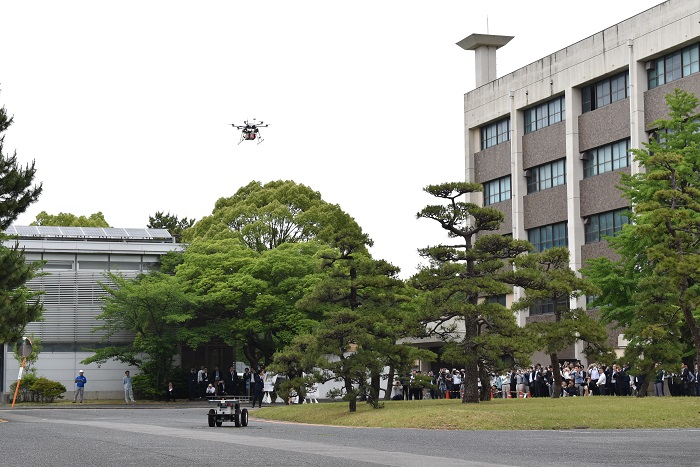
top-left (648, 42), bottom-right (700, 89)
top-left (483, 175), bottom-right (511, 206)
top-left (528, 222), bottom-right (568, 252)
top-left (524, 96), bottom-right (566, 133)
top-left (582, 71), bottom-right (628, 113)
top-left (584, 208), bottom-right (631, 243)
top-left (480, 117), bottom-right (510, 150)
top-left (583, 139), bottom-right (630, 178)
top-left (526, 159), bottom-right (566, 194)
top-left (487, 295), bottom-right (507, 307)
top-left (530, 295), bottom-right (569, 316)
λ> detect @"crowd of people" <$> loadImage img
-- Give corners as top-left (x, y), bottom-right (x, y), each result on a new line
top-left (187, 365), bottom-right (266, 407)
top-left (391, 361), bottom-right (700, 400)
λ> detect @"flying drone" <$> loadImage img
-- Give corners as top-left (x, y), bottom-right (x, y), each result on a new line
top-left (231, 118), bottom-right (269, 145)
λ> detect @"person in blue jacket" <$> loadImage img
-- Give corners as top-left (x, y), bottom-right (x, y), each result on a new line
top-left (73, 370), bottom-right (87, 403)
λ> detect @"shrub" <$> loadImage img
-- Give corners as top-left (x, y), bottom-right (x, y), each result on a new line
top-left (10, 375), bottom-right (66, 403)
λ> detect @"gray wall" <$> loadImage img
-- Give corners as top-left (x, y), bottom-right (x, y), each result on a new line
top-left (522, 121), bottom-right (566, 169)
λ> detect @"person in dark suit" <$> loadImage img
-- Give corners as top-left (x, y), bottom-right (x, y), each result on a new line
top-left (211, 366), bottom-right (224, 391)
top-left (227, 366), bottom-right (239, 396)
top-left (251, 369), bottom-right (264, 408)
top-left (187, 367), bottom-right (198, 401)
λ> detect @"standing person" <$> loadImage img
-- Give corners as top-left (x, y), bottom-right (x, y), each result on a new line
top-left (227, 366), bottom-right (239, 396)
top-left (251, 369), bottom-right (264, 408)
top-left (452, 369), bottom-right (462, 400)
top-left (243, 368), bottom-right (251, 397)
top-left (211, 365), bottom-right (223, 390)
top-left (166, 382), bottom-right (176, 402)
top-left (680, 362), bottom-right (692, 396)
top-left (73, 370), bottom-right (86, 403)
top-left (516, 370), bottom-right (525, 398)
top-left (187, 367), bottom-right (198, 401)
top-left (597, 366), bottom-right (607, 396)
top-left (197, 365), bottom-right (205, 399)
top-left (588, 363), bottom-right (600, 395)
top-left (201, 367), bottom-right (210, 399)
top-left (654, 362), bottom-right (665, 396)
top-left (428, 371), bottom-right (437, 400)
top-left (249, 368), bottom-right (256, 399)
top-left (123, 370), bottom-right (135, 403)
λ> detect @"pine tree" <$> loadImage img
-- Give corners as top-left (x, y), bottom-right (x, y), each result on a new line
top-left (0, 99), bottom-right (43, 343)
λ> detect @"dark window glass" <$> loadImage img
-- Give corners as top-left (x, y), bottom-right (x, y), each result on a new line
top-left (481, 117), bottom-right (510, 150)
top-left (487, 295), bottom-right (507, 307)
top-left (583, 139), bottom-right (630, 178)
top-left (528, 222), bottom-right (568, 252)
top-left (530, 295), bottom-right (569, 316)
top-left (581, 71), bottom-right (628, 113)
top-left (648, 42), bottom-right (700, 89)
top-left (524, 96), bottom-right (565, 134)
top-left (483, 176), bottom-right (511, 206)
top-left (526, 159), bottom-right (566, 194)
top-left (584, 208), bottom-right (630, 244)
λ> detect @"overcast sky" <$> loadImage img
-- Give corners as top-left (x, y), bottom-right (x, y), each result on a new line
top-left (1, 0), bottom-right (662, 277)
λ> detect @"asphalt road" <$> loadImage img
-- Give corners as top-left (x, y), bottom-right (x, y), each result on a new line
top-left (1, 404), bottom-right (699, 466)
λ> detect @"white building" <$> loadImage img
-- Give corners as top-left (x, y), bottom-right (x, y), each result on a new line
top-left (1, 226), bottom-right (181, 401)
top-left (412, 0), bottom-right (700, 371)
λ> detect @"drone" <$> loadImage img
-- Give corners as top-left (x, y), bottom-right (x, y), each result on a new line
top-left (231, 118), bottom-right (269, 145)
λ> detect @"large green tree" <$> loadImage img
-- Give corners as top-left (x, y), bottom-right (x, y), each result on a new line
top-left (31, 211), bottom-right (109, 227)
top-left (275, 211), bottom-right (428, 412)
top-left (509, 247), bottom-right (608, 397)
top-left (178, 180), bottom-right (369, 368)
top-left (412, 182), bottom-right (532, 403)
top-left (176, 237), bottom-right (323, 368)
top-left (185, 180), bottom-right (342, 249)
top-left (585, 89), bottom-right (700, 372)
top-left (0, 98), bottom-right (43, 343)
top-left (147, 211), bottom-right (195, 242)
top-left (83, 272), bottom-right (193, 397)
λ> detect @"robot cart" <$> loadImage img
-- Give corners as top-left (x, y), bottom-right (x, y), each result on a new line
top-left (207, 398), bottom-right (249, 427)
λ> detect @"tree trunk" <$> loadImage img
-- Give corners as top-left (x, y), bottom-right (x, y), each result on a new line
top-left (384, 366), bottom-right (395, 400)
top-left (462, 322), bottom-right (480, 403)
top-left (478, 365), bottom-right (491, 401)
top-left (346, 378), bottom-right (357, 412)
top-left (679, 285), bottom-right (700, 381)
top-left (550, 352), bottom-right (561, 398)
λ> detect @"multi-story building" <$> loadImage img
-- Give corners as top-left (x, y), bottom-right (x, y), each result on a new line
top-left (455, 0), bottom-right (700, 365)
top-left (1, 226), bottom-right (181, 401)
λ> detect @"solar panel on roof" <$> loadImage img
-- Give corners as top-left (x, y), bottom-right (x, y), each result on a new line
top-left (16, 226), bottom-right (39, 236)
top-left (59, 227), bottom-right (85, 236)
top-left (124, 228), bottom-right (149, 238)
top-left (81, 227), bottom-right (106, 237)
top-left (5, 225), bottom-right (177, 242)
top-left (147, 229), bottom-right (173, 238)
top-left (104, 228), bottom-right (128, 238)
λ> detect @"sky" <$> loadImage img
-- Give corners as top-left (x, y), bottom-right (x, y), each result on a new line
top-left (0, 0), bottom-right (663, 278)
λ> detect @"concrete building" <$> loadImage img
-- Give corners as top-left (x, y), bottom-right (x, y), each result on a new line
top-left (1, 226), bottom-right (181, 401)
top-left (458, 0), bottom-right (700, 364)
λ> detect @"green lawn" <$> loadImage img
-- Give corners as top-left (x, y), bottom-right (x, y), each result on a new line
top-left (252, 397), bottom-right (700, 430)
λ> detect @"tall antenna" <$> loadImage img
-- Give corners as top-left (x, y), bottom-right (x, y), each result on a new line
top-left (486, 15), bottom-right (489, 34)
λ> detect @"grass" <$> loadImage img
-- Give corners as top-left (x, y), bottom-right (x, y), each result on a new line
top-left (252, 397), bottom-right (700, 430)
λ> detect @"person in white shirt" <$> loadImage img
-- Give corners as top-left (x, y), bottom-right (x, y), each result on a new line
top-left (589, 364), bottom-right (600, 395)
top-left (451, 370), bottom-right (462, 399)
top-left (596, 367), bottom-right (607, 396)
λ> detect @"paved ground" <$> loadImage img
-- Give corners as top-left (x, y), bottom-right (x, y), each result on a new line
top-left (1, 402), bottom-right (699, 466)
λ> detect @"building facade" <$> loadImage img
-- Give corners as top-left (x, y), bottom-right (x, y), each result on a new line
top-left (1, 226), bottom-right (181, 401)
top-left (459, 0), bottom-right (700, 364)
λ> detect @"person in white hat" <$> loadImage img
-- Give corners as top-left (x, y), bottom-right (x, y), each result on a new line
top-left (73, 370), bottom-right (87, 403)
